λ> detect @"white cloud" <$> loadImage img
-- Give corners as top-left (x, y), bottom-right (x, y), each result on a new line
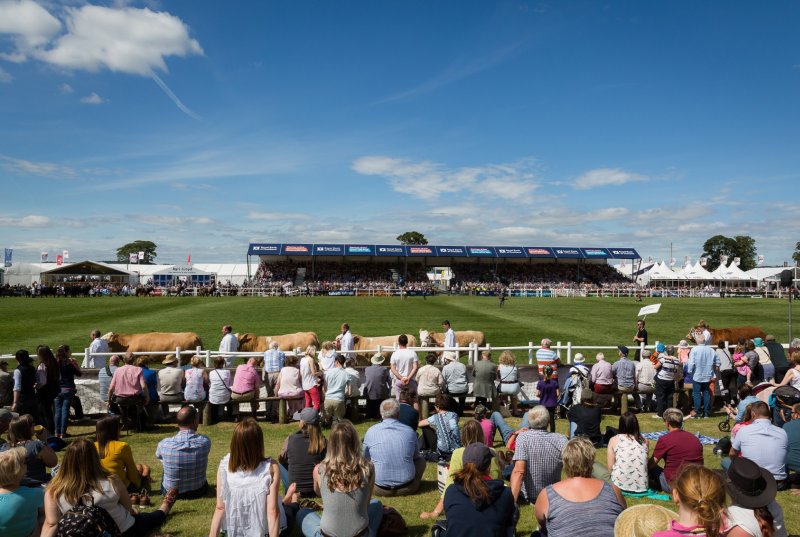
top-left (59, 82), bottom-right (73, 93)
top-left (0, 155), bottom-right (76, 177)
top-left (0, 0), bottom-right (61, 61)
top-left (80, 91), bottom-right (105, 104)
top-left (0, 65), bottom-right (11, 83)
top-left (0, 214), bottom-right (51, 227)
top-left (246, 211), bottom-right (306, 221)
top-left (573, 167), bottom-right (648, 189)
top-left (130, 215), bottom-right (215, 226)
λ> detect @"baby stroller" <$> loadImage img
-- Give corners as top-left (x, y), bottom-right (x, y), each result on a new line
top-left (558, 363), bottom-right (590, 417)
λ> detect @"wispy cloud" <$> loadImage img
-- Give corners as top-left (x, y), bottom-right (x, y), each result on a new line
top-left (150, 72), bottom-right (200, 120)
top-left (128, 214), bottom-right (215, 226)
top-left (573, 167), bottom-right (648, 189)
top-left (0, 66), bottom-right (12, 83)
top-left (0, 155), bottom-right (76, 178)
top-left (246, 211), bottom-right (306, 221)
top-left (80, 92), bottom-right (106, 104)
top-left (59, 82), bottom-right (73, 93)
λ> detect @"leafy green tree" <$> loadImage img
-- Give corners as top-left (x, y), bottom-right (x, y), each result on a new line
top-left (396, 231), bottom-right (428, 245)
top-left (116, 240), bottom-right (157, 264)
top-left (732, 235), bottom-right (757, 271)
top-left (701, 235), bottom-right (736, 272)
top-left (793, 242), bottom-right (800, 266)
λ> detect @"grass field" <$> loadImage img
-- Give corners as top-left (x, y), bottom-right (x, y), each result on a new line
top-left (1, 295), bottom-right (798, 536)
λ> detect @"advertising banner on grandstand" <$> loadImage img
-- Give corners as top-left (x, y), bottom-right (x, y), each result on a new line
top-left (495, 247), bottom-right (527, 258)
top-left (345, 245), bottom-right (375, 256)
top-left (129, 253), bottom-right (138, 264)
top-left (248, 243), bottom-right (281, 255)
top-left (280, 244), bottom-right (313, 256)
top-left (436, 246), bottom-right (467, 257)
top-left (56, 254), bottom-right (62, 266)
top-left (553, 247), bottom-right (584, 259)
top-left (41, 252), bottom-right (48, 262)
top-left (375, 245), bottom-right (407, 257)
top-left (609, 248), bottom-right (641, 259)
top-left (406, 245), bottom-right (436, 257)
top-left (314, 244), bottom-right (345, 256)
top-left (580, 248), bottom-right (611, 258)
top-left (4, 248), bottom-right (11, 267)
top-left (63, 250), bottom-right (69, 260)
top-left (526, 247), bottom-right (555, 258)
top-left (467, 246), bottom-right (497, 257)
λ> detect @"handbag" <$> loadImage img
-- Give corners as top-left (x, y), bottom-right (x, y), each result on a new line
top-left (377, 506), bottom-right (407, 537)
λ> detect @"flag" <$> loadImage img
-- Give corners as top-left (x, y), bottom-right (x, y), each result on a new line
top-left (129, 253), bottom-right (138, 264)
top-left (669, 257), bottom-right (676, 267)
top-left (757, 255), bottom-right (764, 265)
top-left (720, 255), bottom-right (729, 265)
top-left (3, 248), bottom-right (11, 268)
top-left (638, 303), bottom-right (662, 316)
top-left (620, 259), bottom-right (626, 268)
top-left (684, 255), bottom-right (690, 264)
top-left (41, 252), bottom-right (48, 262)
top-left (187, 254), bottom-right (191, 265)
top-left (138, 251), bottom-right (145, 260)
top-left (63, 249), bottom-right (69, 259)
top-left (700, 257), bottom-right (708, 266)
top-left (56, 254), bottom-right (63, 266)
top-left (733, 257), bottom-right (741, 266)
top-left (647, 256), bottom-right (653, 264)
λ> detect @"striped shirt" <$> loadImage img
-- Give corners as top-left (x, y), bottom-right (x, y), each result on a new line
top-left (263, 349), bottom-right (285, 373)
top-left (513, 429), bottom-right (568, 502)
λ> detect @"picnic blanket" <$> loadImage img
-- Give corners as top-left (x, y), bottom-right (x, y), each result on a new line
top-left (643, 430), bottom-right (719, 446)
top-left (622, 489), bottom-right (671, 502)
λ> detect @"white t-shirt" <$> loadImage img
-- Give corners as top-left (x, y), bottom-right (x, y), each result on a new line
top-left (219, 333), bottom-right (239, 367)
top-left (340, 331), bottom-right (354, 358)
top-left (726, 502), bottom-right (787, 537)
top-left (391, 348), bottom-right (419, 379)
top-left (85, 338), bottom-right (110, 368)
top-left (444, 329), bottom-right (456, 349)
top-left (300, 356), bottom-right (318, 391)
top-left (319, 350), bottom-right (336, 371)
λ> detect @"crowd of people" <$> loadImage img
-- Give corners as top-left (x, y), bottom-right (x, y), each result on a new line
top-left (1, 322), bottom-right (799, 536)
top-left (449, 263), bottom-right (635, 294)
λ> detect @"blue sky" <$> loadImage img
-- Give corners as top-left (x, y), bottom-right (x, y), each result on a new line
top-left (1, 0), bottom-right (799, 265)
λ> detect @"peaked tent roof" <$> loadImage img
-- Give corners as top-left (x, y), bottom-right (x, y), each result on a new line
top-left (683, 261), bottom-right (716, 280)
top-left (41, 260), bottom-right (130, 276)
top-left (710, 261), bottom-right (754, 280)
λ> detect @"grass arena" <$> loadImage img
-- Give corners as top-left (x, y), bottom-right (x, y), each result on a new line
top-left (1, 295), bottom-right (798, 535)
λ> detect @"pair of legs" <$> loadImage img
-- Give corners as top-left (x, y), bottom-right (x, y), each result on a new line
top-left (231, 390), bottom-right (259, 418)
top-left (304, 386), bottom-right (321, 410)
top-left (449, 393), bottom-right (467, 416)
top-left (323, 398), bottom-right (345, 423)
top-left (297, 499), bottom-right (384, 537)
top-left (719, 370), bottom-right (738, 405)
top-left (54, 390), bottom-right (75, 437)
top-left (122, 486), bottom-right (178, 537)
top-left (692, 382), bottom-right (712, 418)
top-left (654, 378), bottom-right (675, 417)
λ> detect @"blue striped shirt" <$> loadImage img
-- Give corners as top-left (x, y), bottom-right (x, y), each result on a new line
top-left (263, 349), bottom-right (285, 373)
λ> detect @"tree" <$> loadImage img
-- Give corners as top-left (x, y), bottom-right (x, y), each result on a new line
top-left (732, 235), bottom-right (757, 271)
top-left (701, 234), bottom-right (757, 272)
top-left (396, 231), bottom-right (428, 245)
top-left (116, 240), bottom-right (157, 264)
top-left (793, 242), bottom-right (800, 266)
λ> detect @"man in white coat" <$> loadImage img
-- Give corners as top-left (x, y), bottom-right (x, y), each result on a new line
top-left (442, 320), bottom-right (457, 364)
top-left (219, 325), bottom-right (239, 367)
top-left (84, 329), bottom-right (110, 368)
top-left (337, 323), bottom-right (354, 360)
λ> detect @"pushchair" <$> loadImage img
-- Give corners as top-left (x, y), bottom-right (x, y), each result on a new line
top-left (558, 364), bottom-right (589, 417)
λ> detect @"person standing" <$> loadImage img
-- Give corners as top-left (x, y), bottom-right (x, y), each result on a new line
top-left (653, 344), bottom-right (681, 418)
top-left (715, 341), bottom-right (737, 406)
top-left (765, 334), bottom-right (790, 383)
top-left (536, 366), bottom-right (560, 433)
top-left (35, 346), bottom-right (59, 433)
top-left (536, 339), bottom-right (559, 377)
top-left (389, 335), bottom-right (419, 400)
top-left (53, 345), bottom-right (81, 439)
top-left (300, 349), bottom-right (321, 411)
top-left (635, 350), bottom-right (657, 412)
top-left (263, 342), bottom-right (285, 421)
top-left (632, 320), bottom-right (648, 359)
top-left (85, 330), bottom-right (110, 369)
top-left (472, 351), bottom-right (497, 408)
top-left (337, 323), bottom-right (355, 361)
top-left (442, 320), bottom-right (457, 363)
top-left (687, 334), bottom-right (719, 418)
top-left (364, 354), bottom-right (390, 420)
top-left (0, 361), bottom-right (12, 407)
top-left (219, 325), bottom-right (239, 368)
top-left (754, 338), bottom-right (774, 382)
top-left (322, 355), bottom-right (351, 423)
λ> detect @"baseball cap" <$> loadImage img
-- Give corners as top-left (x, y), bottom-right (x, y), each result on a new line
top-left (292, 407), bottom-right (320, 425)
top-left (462, 442), bottom-right (493, 472)
top-left (656, 343), bottom-right (666, 353)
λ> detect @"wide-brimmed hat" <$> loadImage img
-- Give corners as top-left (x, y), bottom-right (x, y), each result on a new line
top-left (370, 353), bottom-right (385, 365)
top-left (724, 457), bottom-right (777, 509)
top-left (642, 349), bottom-right (653, 359)
top-left (162, 354), bottom-right (178, 365)
top-left (573, 353), bottom-right (585, 364)
top-left (617, 345), bottom-right (629, 356)
top-left (678, 340), bottom-right (689, 348)
top-left (443, 352), bottom-right (457, 362)
top-left (462, 442), bottom-right (492, 472)
top-left (614, 504), bottom-right (678, 537)
top-left (293, 407), bottom-right (320, 425)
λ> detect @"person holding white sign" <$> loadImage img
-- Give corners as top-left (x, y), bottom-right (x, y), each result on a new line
top-left (632, 320), bottom-right (648, 360)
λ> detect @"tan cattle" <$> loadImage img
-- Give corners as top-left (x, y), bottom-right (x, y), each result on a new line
top-left (236, 332), bottom-right (321, 353)
top-left (419, 329), bottom-right (486, 349)
top-left (101, 332), bottom-right (203, 356)
top-left (686, 325), bottom-right (766, 346)
top-left (351, 334), bottom-right (419, 363)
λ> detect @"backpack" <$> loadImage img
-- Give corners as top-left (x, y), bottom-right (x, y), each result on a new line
top-left (57, 494), bottom-right (121, 537)
top-left (774, 385), bottom-right (800, 407)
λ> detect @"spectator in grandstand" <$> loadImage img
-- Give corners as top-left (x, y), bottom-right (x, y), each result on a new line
top-left (497, 350), bottom-right (521, 416)
top-left (535, 338), bottom-right (559, 376)
top-left (441, 353), bottom-right (468, 416)
top-left (0, 414), bottom-right (57, 487)
top-left (11, 351), bottom-right (38, 420)
top-left (613, 345), bottom-right (637, 411)
top-left (364, 398), bottom-right (426, 496)
top-left (336, 323), bottom-right (355, 360)
top-left (534, 437), bottom-right (625, 537)
top-left (135, 356), bottom-right (159, 428)
top-left (415, 352), bottom-right (444, 399)
top-left (364, 354), bottom-right (391, 420)
top-left (318, 341), bottom-right (336, 371)
top-left (419, 394), bottom-right (461, 461)
top-left (635, 350), bottom-right (657, 412)
top-left (231, 356), bottom-right (261, 420)
top-left (279, 408), bottom-right (327, 498)
top-left (53, 345), bottom-right (81, 439)
top-left (649, 408), bottom-right (704, 492)
top-left (567, 389), bottom-right (603, 446)
top-left (276, 354), bottom-right (305, 416)
top-left (0, 446), bottom-right (45, 537)
top-left (209, 417), bottom-right (297, 537)
top-left (322, 355), bottom-right (352, 423)
top-left (654, 344), bottom-right (681, 418)
top-left (536, 366), bottom-right (559, 433)
top-left (43, 438), bottom-right (178, 537)
top-left (86, 329), bottom-right (110, 368)
top-left (725, 401), bottom-right (789, 487)
top-left (95, 415), bottom-right (150, 493)
top-left (219, 324), bottom-right (239, 368)
top-left (158, 354), bottom-right (184, 417)
top-left (606, 412), bottom-right (649, 494)
top-left (263, 342), bottom-right (285, 421)
top-left (98, 354), bottom-right (120, 407)
top-left (473, 351), bottom-right (497, 408)
top-left (156, 406), bottom-right (211, 499)
top-left (389, 334), bottom-right (419, 400)
top-left (0, 361), bottom-right (12, 407)
top-left (208, 356), bottom-right (232, 424)
top-left (106, 352), bottom-right (148, 413)
top-left (687, 334), bottom-right (719, 419)
top-left (510, 405), bottom-right (569, 505)
top-left (442, 320), bottom-right (457, 362)
top-left (652, 465), bottom-right (726, 537)
top-left (296, 420), bottom-right (383, 537)
top-left (590, 352), bottom-right (614, 405)
top-left (632, 319), bottom-right (648, 359)
top-left (35, 345), bottom-right (59, 434)
top-left (184, 356), bottom-right (208, 423)
top-left (716, 341), bottom-right (737, 405)
top-left (300, 347), bottom-right (321, 411)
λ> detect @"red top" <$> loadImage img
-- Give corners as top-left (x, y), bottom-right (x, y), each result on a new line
top-left (653, 429), bottom-right (704, 484)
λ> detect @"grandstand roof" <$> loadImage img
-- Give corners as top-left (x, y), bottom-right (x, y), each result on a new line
top-left (247, 243), bottom-right (640, 259)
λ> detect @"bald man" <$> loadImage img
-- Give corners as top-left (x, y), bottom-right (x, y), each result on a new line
top-left (155, 406), bottom-right (211, 498)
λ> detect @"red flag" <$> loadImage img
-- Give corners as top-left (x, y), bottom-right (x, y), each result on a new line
top-left (187, 254), bottom-right (191, 265)
top-left (56, 255), bottom-right (63, 266)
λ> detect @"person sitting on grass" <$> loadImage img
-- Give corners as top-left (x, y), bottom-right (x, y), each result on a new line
top-left (567, 388), bottom-right (603, 446)
top-left (652, 465), bottom-right (727, 537)
top-left (42, 438), bottom-right (178, 537)
top-left (648, 408), bottom-right (703, 493)
top-left (606, 412), bottom-right (649, 494)
top-left (278, 407), bottom-right (327, 498)
top-left (155, 406), bottom-right (211, 499)
top-left (0, 414), bottom-right (57, 488)
top-left (473, 404), bottom-right (495, 446)
top-left (94, 415), bottom-right (150, 493)
top-left (510, 405), bottom-right (568, 506)
top-left (418, 393), bottom-right (461, 462)
top-left (0, 446), bottom-right (45, 537)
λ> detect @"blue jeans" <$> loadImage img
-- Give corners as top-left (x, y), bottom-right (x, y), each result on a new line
top-left (569, 421), bottom-right (577, 439)
top-left (279, 463), bottom-right (290, 491)
top-left (490, 412), bottom-right (516, 444)
top-left (54, 391), bottom-right (75, 436)
top-left (692, 382), bottom-right (712, 418)
top-left (297, 499), bottom-right (383, 537)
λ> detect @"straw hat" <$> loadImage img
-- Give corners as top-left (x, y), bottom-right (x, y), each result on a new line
top-left (162, 354), bottom-right (178, 365)
top-left (573, 353), bottom-right (586, 364)
top-left (614, 504), bottom-right (678, 537)
top-left (370, 353), bottom-right (385, 365)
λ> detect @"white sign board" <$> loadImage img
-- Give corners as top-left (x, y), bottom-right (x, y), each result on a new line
top-left (638, 303), bottom-right (662, 317)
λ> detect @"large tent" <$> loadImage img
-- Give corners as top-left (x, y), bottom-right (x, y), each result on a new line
top-left (637, 262), bottom-right (687, 286)
top-left (41, 260), bottom-right (130, 286)
top-left (681, 261), bottom-right (716, 281)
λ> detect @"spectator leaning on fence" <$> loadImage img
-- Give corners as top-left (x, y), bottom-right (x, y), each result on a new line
top-left (155, 406), bottom-right (211, 499)
top-left (389, 334), bottom-right (419, 400)
top-left (535, 338), bottom-right (559, 377)
top-left (98, 354), bottom-right (120, 406)
top-left (635, 349), bottom-right (657, 412)
top-left (263, 342), bottom-right (285, 420)
top-left (612, 345), bottom-right (637, 409)
top-left (323, 355), bottom-right (352, 423)
top-left (687, 334), bottom-right (720, 419)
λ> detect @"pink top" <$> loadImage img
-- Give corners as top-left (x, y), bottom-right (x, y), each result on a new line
top-left (232, 363), bottom-right (260, 394)
top-left (109, 365), bottom-right (144, 397)
top-left (653, 520), bottom-right (707, 537)
top-left (478, 418), bottom-right (494, 447)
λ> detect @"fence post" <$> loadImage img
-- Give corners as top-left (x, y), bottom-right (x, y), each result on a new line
top-left (175, 346), bottom-right (181, 365)
top-left (377, 345), bottom-right (382, 357)
top-left (84, 348), bottom-right (91, 368)
top-left (556, 341), bottom-right (562, 360)
top-left (639, 342), bottom-right (645, 361)
top-left (566, 342), bottom-right (572, 364)
top-left (205, 349), bottom-right (212, 368)
top-left (196, 345), bottom-right (202, 358)
top-left (528, 342), bottom-right (534, 365)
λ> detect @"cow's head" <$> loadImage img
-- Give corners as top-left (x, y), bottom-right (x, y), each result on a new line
top-left (419, 330), bottom-right (434, 347)
top-left (686, 329), bottom-right (701, 343)
top-left (236, 333), bottom-right (253, 347)
top-left (101, 332), bottom-right (116, 342)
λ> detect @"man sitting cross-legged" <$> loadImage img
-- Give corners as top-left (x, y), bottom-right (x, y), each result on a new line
top-left (156, 406), bottom-right (211, 499)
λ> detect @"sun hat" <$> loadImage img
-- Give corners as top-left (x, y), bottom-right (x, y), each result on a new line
top-left (656, 343), bottom-right (666, 353)
top-left (162, 354), bottom-right (178, 365)
top-left (617, 345), bottom-right (629, 356)
top-left (754, 337), bottom-right (764, 347)
top-left (614, 504), bottom-right (678, 537)
top-left (642, 349), bottom-right (652, 359)
top-left (573, 353), bottom-right (586, 364)
top-left (724, 457), bottom-right (777, 509)
top-left (678, 340), bottom-right (689, 348)
top-left (292, 407), bottom-right (320, 426)
top-left (462, 442), bottom-right (493, 472)
top-left (370, 353), bottom-right (385, 365)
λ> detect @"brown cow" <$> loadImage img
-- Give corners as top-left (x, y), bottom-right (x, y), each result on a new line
top-left (686, 325), bottom-right (766, 346)
top-left (236, 332), bottom-right (320, 353)
top-left (419, 329), bottom-right (487, 349)
top-left (351, 334), bottom-right (419, 363)
top-left (101, 332), bottom-right (203, 356)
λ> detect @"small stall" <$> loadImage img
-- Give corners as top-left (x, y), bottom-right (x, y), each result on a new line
top-left (151, 264), bottom-right (214, 287)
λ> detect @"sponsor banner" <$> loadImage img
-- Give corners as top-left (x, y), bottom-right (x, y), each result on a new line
top-left (474, 290), bottom-right (498, 296)
top-left (510, 290), bottom-right (552, 297)
top-left (525, 247), bottom-right (555, 258)
top-left (553, 247), bottom-right (584, 258)
top-left (56, 254), bottom-right (63, 266)
top-left (3, 248), bottom-right (11, 267)
top-left (375, 245), bottom-right (407, 256)
top-left (608, 248), bottom-right (640, 259)
top-left (467, 246), bottom-right (496, 257)
top-left (138, 251), bottom-right (145, 260)
top-left (436, 246), bottom-right (467, 257)
top-left (313, 244), bottom-right (345, 256)
top-left (496, 246), bottom-right (527, 258)
top-left (345, 244), bottom-right (375, 256)
top-left (41, 251), bottom-right (48, 262)
top-left (63, 250), bottom-right (69, 259)
top-left (406, 246), bottom-right (436, 256)
top-left (129, 253), bottom-right (138, 263)
top-left (248, 243), bottom-right (281, 255)
top-left (580, 248), bottom-right (610, 258)
top-left (281, 244), bottom-right (313, 255)
top-left (327, 290), bottom-right (356, 296)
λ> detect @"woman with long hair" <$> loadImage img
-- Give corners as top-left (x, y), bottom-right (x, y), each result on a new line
top-left (94, 415), bottom-right (150, 493)
top-left (209, 417), bottom-right (298, 537)
top-left (41, 438), bottom-right (177, 537)
top-left (208, 355), bottom-right (232, 424)
top-left (441, 442), bottom-right (515, 537)
top-left (53, 345), bottom-right (81, 438)
top-left (279, 407), bottom-right (327, 498)
top-left (606, 411), bottom-right (649, 494)
top-left (418, 394), bottom-right (461, 461)
top-left (35, 345), bottom-right (60, 432)
top-left (299, 346), bottom-right (321, 410)
top-left (723, 457), bottom-right (785, 537)
top-left (496, 350), bottom-right (520, 416)
top-left (297, 420), bottom-right (383, 537)
top-left (652, 464), bottom-right (727, 537)
top-left (11, 350), bottom-right (38, 420)
top-left (0, 414), bottom-right (57, 487)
